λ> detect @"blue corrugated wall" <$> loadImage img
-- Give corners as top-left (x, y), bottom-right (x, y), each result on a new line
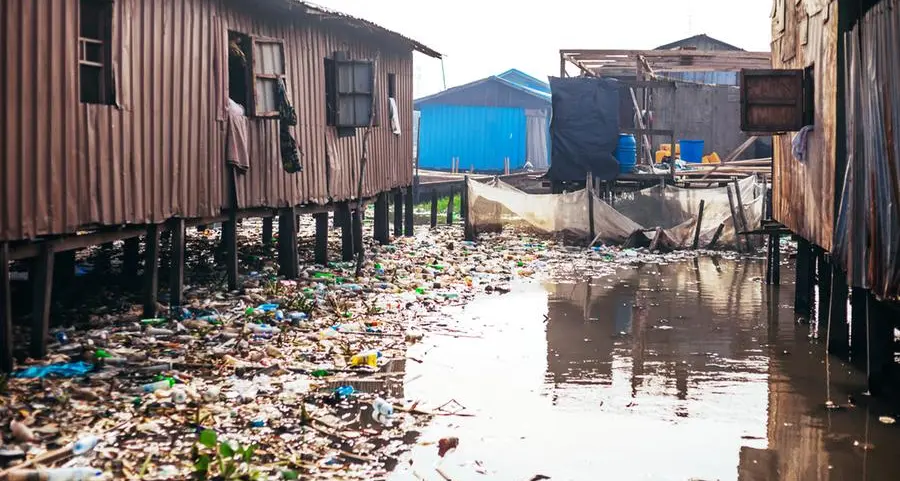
top-left (417, 105), bottom-right (527, 171)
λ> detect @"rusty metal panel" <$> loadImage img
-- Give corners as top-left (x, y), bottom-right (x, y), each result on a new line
top-left (769, 0), bottom-right (836, 251)
top-left (740, 69), bottom-right (805, 132)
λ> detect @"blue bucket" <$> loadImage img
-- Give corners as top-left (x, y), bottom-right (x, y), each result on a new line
top-left (679, 139), bottom-right (705, 163)
top-left (615, 134), bottom-right (637, 173)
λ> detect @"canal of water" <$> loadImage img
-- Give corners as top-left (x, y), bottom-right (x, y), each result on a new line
top-left (389, 257), bottom-right (900, 481)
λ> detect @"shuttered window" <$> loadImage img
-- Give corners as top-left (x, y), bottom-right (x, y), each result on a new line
top-left (251, 39), bottom-right (286, 117)
top-left (325, 53), bottom-right (377, 128)
top-left (740, 69), bottom-right (809, 133)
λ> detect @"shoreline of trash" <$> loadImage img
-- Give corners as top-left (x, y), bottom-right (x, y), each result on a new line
top-left (0, 220), bottom-right (776, 480)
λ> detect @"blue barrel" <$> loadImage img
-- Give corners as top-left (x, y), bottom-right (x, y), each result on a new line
top-left (614, 134), bottom-right (637, 173)
top-left (679, 139), bottom-right (705, 163)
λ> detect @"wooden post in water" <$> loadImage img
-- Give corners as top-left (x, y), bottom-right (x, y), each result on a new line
top-left (707, 223), bottom-right (726, 249)
top-left (691, 200), bottom-right (705, 250)
top-left (393, 189), bottom-right (403, 237)
top-left (314, 213), bottom-right (329, 265)
top-left (31, 244), bottom-right (55, 359)
top-left (404, 186), bottom-right (415, 236)
top-left (278, 208), bottom-right (299, 279)
top-left (816, 250), bottom-right (832, 334)
top-left (866, 294), bottom-right (895, 395)
top-left (430, 190), bottom-right (438, 228)
top-left (374, 192), bottom-right (389, 244)
top-left (262, 217), bottom-right (274, 246)
top-left (446, 186), bottom-right (455, 225)
top-left (169, 219), bottom-right (186, 309)
top-left (794, 238), bottom-right (813, 318)
top-left (827, 267), bottom-right (849, 357)
top-left (142, 224), bottom-right (161, 319)
top-left (0, 243), bottom-right (13, 372)
top-left (338, 203), bottom-right (354, 262)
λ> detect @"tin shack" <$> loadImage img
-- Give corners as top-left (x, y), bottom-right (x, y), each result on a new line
top-left (0, 0), bottom-right (439, 368)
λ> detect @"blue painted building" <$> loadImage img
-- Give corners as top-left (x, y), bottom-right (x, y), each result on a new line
top-left (414, 69), bottom-right (551, 172)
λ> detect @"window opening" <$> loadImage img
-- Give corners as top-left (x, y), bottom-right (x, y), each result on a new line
top-left (228, 31), bottom-right (252, 111)
top-left (79, 0), bottom-right (115, 105)
top-left (325, 52), bottom-right (376, 128)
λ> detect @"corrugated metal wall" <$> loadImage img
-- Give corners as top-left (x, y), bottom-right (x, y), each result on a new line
top-left (223, 0), bottom-right (414, 208)
top-left (0, 0), bottom-right (415, 241)
top-left (417, 105), bottom-right (527, 172)
top-left (770, 0), bottom-right (837, 251)
top-left (661, 72), bottom-right (739, 86)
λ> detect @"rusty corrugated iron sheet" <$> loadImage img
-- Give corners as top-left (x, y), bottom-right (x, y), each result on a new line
top-left (769, 0), bottom-right (837, 252)
top-left (0, 0), bottom-right (433, 242)
top-left (834, 0), bottom-right (900, 300)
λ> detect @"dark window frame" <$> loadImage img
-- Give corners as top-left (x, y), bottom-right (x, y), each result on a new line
top-left (79, 0), bottom-right (116, 105)
top-left (325, 52), bottom-right (377, 128)
top-left (250, 37), bottom-right (286, 118)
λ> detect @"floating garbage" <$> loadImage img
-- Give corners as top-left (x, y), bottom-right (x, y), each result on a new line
top-left (11, 362), bottom-right (94, 379)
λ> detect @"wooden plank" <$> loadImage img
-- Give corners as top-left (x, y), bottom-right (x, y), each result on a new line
top-left (142, 224), bottom-right (161, 319)
top-left (314, 213), bottom-right (329, 265)
top-left (707, 223), bottom-right (726, 249)
top-left (169, 219), bottom-right (186, 308)
top-left (0, 244), bottom-right (13, 372)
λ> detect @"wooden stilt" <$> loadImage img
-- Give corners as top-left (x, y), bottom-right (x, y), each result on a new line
top-left (123, 237), bottom-right (140, 280)
top-left (461, 177), bottom-right (469, 219)
top-left (169, 219), bottom-right (186, 308)
top-left (30, 245), bottom-right (55, 359)
top-left (691, 200), bottom-right (705, 250)
top-left (816, 251), bottom-right (832, 334)
top-left (224, 212), bottom-right (238, 290)
top-left (339, 203), bottom-right (354, 262)
top-left (352, 207), bottom-right (363, 255)
top-left (866, 293), bottom-right (895, 395)
top-left (143, 224), bottom-right (161, 319)
top-left (314, 213), bottom-right (329, 265)
top-left (374, 192), bottom-right (389, 244)
top-left (446, 186), bottom-right (455, 225)
top-left (278, 208), bottom-right (299, 279)
top-left (430, 190), bottom-right (438, 228)
top-left (707, 223), bottom-right (726, 249)
top-left (849, 287), bottom-right (867, 368)
top-left (0, 243), bottom-right (13, 371)
top-left (393, 189), bottom-right (403, 237)
top-left (262, 217), bottom-right (274, 246)
top-left (827, 268), bottom-right (849, 357)
top-left (404, 186), bottom-right (414, 236)
top-left (794, 238), bottom-right (813, 318)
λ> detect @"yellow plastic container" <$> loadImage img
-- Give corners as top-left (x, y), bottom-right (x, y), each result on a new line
top-left (656, 143), bottom-right (682, 163)
top-left (702, 152), bottom-right (721, 164)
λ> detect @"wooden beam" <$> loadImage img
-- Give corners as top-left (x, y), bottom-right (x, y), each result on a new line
top-left (314, 213), bottom-right (329, 265)
top-left (404, 186), bottom-right (415, 236)
top-left (351, 207), bottom-right (363, 255)
top-left (262, 217), bottom-right (274, 246)
top-left (374, 192), bottom-right (389, 244)
top-left (338, 203), bottom-right (354, 262)
top-left (692, 200), bottom-right (705, 250)
top-left (393, 189), bottom-right (403, 237)
top-left (0, 243), bottom-right (13, 372)
top-left (169, 219), bottom-right (185, 308)
top-left (142, 224), bottom-right (160, 319)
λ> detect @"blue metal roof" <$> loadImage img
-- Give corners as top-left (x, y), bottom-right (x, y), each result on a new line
top-left (414, 70), bottom-right (550, 108)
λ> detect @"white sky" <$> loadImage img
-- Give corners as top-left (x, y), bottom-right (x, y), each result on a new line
top-left (313, 0), bottom-right (774, 98)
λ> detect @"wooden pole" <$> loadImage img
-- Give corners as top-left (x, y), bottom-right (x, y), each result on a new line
top-left (461, 178), bottom-right (469, 219)
top-left (374, 193), bottom-right (389, 244)
top-left (430, 189), bottom-right (438, 228)
top-left (826, 268), bottom-right (849, 356)
top-left (169, 219), bottom-right (185, 309)
top-left (142, 224), bottom-right (161, 319)
top-left (0, 243), bottom-right (13, 372)
top-left (463, 177), bottom-right (475, 241)
top-left (352, 208), bottom-right (363, 255)
top-left (691, 200), bottom-right (705, 250)
top-left (794, 238), bottom-right (813, 317)
top-left (731, 178), bottom-right (753, 249)
top-left (816, 250), bottom-right (832, 329)
top-left (446, 186), bottom-right (455, 225)
top-left (338, 203), bottom-right (354, 262)
top-left (393, 189), bottom-right (403, 237)
top-left (707, 222), bottom-right (726, 249)
top-left (262, 217), bottom-right (274, 246)
top-left (224, 212), bottom-right (238, 290)
top-left (314, 213), bottom-right (329, 265)
top-left (278, 208), bottom-right (299, 279)
top-left (866, 293), bottom-right (895, 395)
top-left (725, 184), bottom-right (747, 252)
top-left (404, 186), bottom-right (415, 236)
top-left (586, 172), bottom-right (595, 242)
top-left (849, 287), bottom-right (867, 367)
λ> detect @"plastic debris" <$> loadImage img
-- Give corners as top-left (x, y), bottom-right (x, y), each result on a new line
top-left (11, 362), bottom-right (94, 379)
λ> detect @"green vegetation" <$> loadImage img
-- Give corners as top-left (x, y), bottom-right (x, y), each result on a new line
top-left (414, 195), bottom-right (461, 217)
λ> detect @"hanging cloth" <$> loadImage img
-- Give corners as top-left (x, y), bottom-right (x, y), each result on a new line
top-left (276, 79), bottom-right (302, 173)
top-left (791, 125), bottom-right (814, 163)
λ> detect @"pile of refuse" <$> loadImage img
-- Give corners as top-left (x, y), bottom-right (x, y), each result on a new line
top-left (0, 223), bottom-right (568, 481)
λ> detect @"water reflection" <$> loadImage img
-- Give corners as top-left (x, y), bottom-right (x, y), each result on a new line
top-left (393, 258), bottom-right (900, 481)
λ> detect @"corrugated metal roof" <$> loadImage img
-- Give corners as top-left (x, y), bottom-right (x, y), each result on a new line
top-left (654, 33), bottom-right (743, 51)
top-left (414, 73), bottom-right (550, 107)
top-left (262, 0), bottom-right (441, 58)
top-left (496, 69), bottom-right (551, 94)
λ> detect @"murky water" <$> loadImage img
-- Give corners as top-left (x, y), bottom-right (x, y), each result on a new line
top-left (390, 257), bottom-right (900, 481)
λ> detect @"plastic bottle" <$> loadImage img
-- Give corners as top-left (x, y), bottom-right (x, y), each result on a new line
top-left (141, 378), bottom-right (175, 393)
top-left (350, 350), bottom-right (382, 367)
top-left (247, 323), bottom-right (281, 335)
top-left (289, 312), bottom-right (308, 321)
top-left (72, 435), bottom-right (100, 455)
top-left (145, 327), bottom-right (175, 336)
top-left (274, 310), bottom-right (285, 321)
top-left (371, 398), bottom-right (394, 425)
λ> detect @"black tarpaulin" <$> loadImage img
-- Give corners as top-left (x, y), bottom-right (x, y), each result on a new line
top-left (547, 77), bottom-right (621, 182)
